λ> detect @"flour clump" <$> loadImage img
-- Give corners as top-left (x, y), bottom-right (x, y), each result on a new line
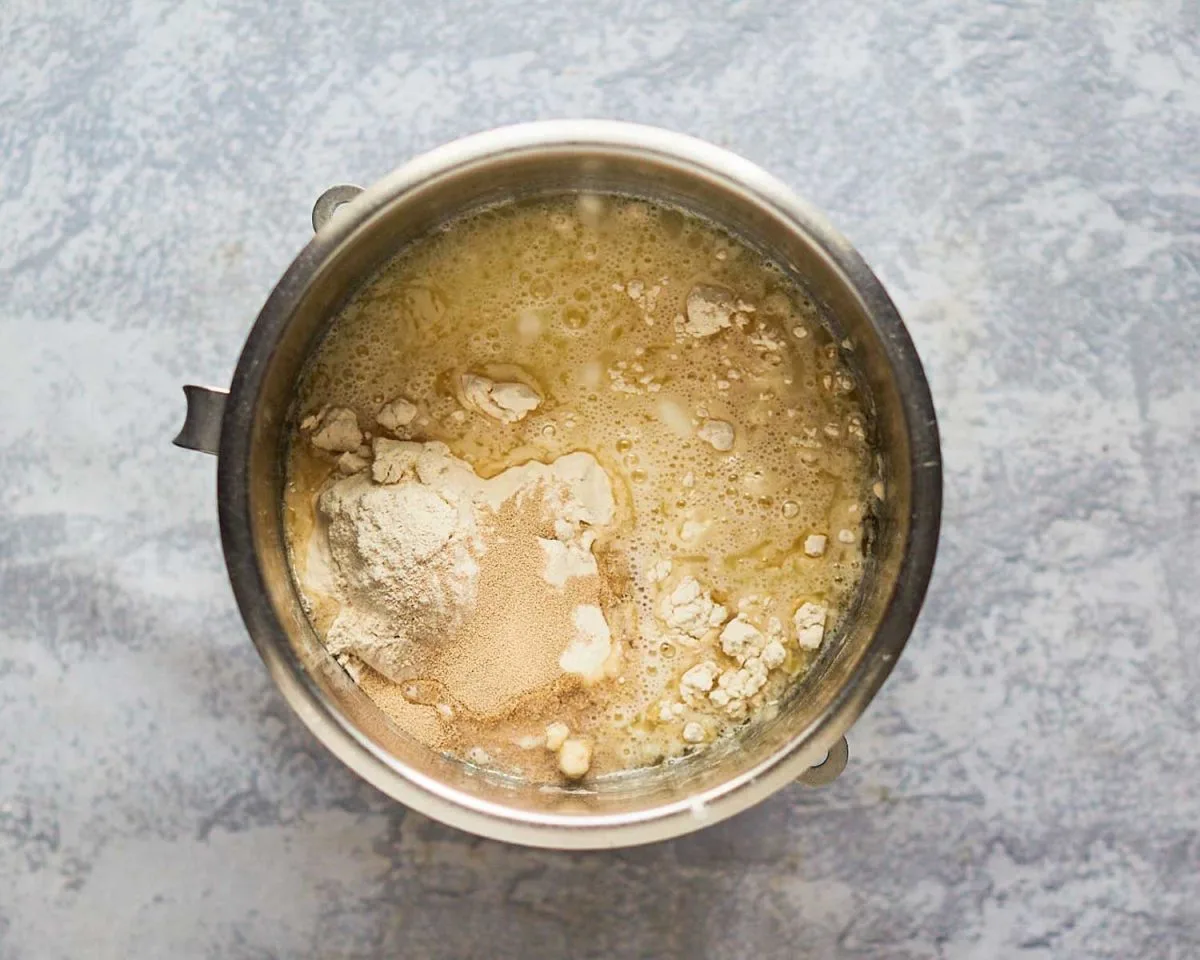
top-left (317, 441), bottom-right (617, 701)
top-left (318, 469), bottom-right (479, 681)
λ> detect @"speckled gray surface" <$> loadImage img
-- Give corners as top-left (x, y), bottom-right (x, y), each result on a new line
top-left (2, 1), bottom-right (1198, 957)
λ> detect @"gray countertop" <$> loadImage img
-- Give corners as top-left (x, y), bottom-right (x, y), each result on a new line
top-left (2, 1), bottom-right (1197, 957)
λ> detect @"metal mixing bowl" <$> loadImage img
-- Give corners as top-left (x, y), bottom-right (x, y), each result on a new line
top-left (175, 121), bottom-right (941, 849)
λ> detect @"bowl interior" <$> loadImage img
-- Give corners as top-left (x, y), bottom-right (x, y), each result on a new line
top-left (225, 131), bottom-right (937, 837)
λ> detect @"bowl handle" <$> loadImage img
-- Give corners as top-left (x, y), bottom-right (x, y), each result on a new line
top-left (173, 385), bottom-right (227, 455)
top-left (312, 184), bottom-right (364, 232)
top-left (796, 736), bottom-right (848, 787)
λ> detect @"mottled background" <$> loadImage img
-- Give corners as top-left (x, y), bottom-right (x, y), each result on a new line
top-left (2, 0), bottom-right (1197, 957)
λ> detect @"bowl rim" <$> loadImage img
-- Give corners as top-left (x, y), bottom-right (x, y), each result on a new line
top-left (216, 120), bottom-right (942, 849)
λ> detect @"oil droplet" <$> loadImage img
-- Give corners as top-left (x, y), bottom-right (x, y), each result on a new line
top-left (616, 438), bottom-right (633, 453)
top-left (782, 500), bottom-right (800, 518)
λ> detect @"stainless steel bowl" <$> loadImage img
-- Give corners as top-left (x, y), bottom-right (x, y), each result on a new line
top-left (175, 121), bottom-right (941, 849)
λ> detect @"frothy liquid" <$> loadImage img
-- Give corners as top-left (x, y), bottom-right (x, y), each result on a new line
top-left (285, 194), bottom-right (878, 782)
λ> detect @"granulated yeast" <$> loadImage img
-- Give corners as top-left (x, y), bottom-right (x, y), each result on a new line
top-left (348, 493), bottom-right (615, 771)
top-left (299, 435), bottom-right (626, 778)
top-left (285, 193), bottom-right (879, 782)
top-left (425, 497), bottom-right (608, 720)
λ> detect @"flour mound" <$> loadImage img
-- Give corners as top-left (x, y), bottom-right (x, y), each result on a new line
top-left (319, 472), bottom-right (479, 681)
top-left (315, 442), bottom-right (616, 687)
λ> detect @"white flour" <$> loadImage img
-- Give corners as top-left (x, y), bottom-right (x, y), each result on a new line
top-left (319, 472), bottom-right (479, 681)
top-left (314, 440), bottom-right (615, 685)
